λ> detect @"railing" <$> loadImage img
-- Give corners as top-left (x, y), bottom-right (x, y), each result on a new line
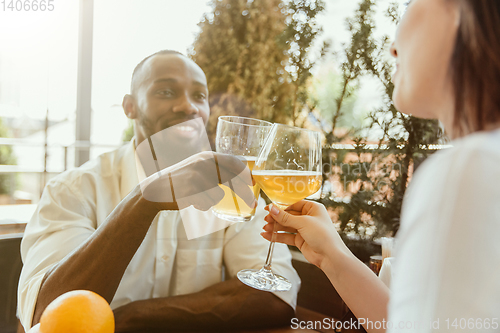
top-left (0, 139), bottom-right (451, 204)
top-left (0, 138), bottom-right (123, 203)
top-left (0, 138), bottom-right (122, 172)
top-left (326, 143), bottom-right (452, 150)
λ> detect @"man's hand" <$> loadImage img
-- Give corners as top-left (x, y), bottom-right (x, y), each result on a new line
top-left (140, 151), bottom-right (257, 212)
top-left (112, 278), bottom-right (294, 333)
top-left (30, 152), bottom-right (257, 327)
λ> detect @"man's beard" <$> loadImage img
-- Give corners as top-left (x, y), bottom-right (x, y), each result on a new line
top-left (137, 112), bottom-right (209, 170)
top-left (137, 112), bottom-right (158, 140)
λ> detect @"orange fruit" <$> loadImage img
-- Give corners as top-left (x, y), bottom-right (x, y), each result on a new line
top-left (39, 290), bottom-right (114, 333)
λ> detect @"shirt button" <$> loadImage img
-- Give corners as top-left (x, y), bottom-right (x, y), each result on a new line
top-left (161, 255), bottom-right (168, 262)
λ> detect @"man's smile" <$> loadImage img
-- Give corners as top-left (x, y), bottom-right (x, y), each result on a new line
top-left (170, 122), bottom-right (200, 139)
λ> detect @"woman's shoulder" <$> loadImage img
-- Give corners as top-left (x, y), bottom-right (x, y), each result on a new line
top-left (415, 128), bottom-right (500, 180)
top-left (400, 128), bottom-right (500, 227)
top-left (398, 129), bottom-right (500, 253)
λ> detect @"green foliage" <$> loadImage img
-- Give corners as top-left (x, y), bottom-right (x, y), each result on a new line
top-left (122, 120), bottom-right (134, 142)
top-left (191, 0), bottom-right (290, 143)
top-left (191, 0), bottom-right (326, 144)
top-left (279, 0), bottom-right (327, 126)
top-left (0, 118), bottom-right (17, 195)
top-left (323, 0), bottom-right (378, 144)
top-left (190, 0), bottom-right (444, 242)
top-left (318, 0), bottom-right (444, 239)
top-left (309, 66), bottom-right (362, 130)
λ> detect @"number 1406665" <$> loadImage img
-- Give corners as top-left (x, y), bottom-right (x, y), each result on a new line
top-left (1, 0), bottom-right (54, 11)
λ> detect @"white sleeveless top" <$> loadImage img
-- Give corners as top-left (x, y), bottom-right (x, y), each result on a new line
top-left (388, 129), bottom-right (500, 332)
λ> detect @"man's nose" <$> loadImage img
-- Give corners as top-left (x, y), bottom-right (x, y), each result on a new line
top-left (172, 96), bottom-right (199, 115)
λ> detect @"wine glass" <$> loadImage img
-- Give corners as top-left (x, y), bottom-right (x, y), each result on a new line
top-left (213, 116), bottom-right (272, 222)
top-left (237, 124), bottom-right (322, 292)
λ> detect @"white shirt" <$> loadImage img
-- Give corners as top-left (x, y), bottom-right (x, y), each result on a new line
top-left (17, 141), bottom-right (300, 329)
top-left (388, 129), bottom-right (500, 332)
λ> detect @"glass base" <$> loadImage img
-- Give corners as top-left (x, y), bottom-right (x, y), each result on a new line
top-left (237, 267), bottom-right (292, 292)
top-left (212, 209), bottom-right (254, 222)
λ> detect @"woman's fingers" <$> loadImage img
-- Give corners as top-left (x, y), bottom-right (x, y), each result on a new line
top-left (285, 200), bottom-right (310, 213)
top-left (265, 205), bottom-right (302, 216)
top-left (266, 203), bottom-right (303, 229)
top-left (263, 221), bottom-right (297, 234)
top-left (260, 230), bottom-right (297, 247)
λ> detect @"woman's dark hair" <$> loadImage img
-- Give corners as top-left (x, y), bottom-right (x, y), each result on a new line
top-left (451, 0), bottom-right (500, 136)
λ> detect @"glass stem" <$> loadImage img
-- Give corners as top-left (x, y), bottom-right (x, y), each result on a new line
top-left (263, 219), bottom-right (278, 270)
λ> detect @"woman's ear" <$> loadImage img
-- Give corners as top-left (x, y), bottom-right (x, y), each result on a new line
top-left (123, 94), bottom-right (138, 119)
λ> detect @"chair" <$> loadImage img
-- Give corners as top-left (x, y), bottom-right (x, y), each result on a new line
top-left (292, 252), bottom-right (347, 320)
top-left (292, 251), bottom-right (367, 333)
top-left (0, 233), bottom-right (23, 333)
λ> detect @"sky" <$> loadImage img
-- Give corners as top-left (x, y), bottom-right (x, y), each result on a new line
top-left (0, 1), bottom-right (212, 122)
top-left (0, 0), bottom-right (405, 144)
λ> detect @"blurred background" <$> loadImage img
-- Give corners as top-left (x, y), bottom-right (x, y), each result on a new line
top-left (0, 0), bottom-right (447, 256)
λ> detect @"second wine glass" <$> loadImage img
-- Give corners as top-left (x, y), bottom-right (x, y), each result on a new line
top-left (213, 116), bottom-right (272, 222)
top-left (237, 124), bottom-right (322, 292)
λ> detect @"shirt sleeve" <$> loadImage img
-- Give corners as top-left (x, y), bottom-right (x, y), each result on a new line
top-left (17, 179), bottom-right (96, 330)
top-left (222, 197), bottom-right (301, 311)
top-left (388, 140), bottom-right (500, 332)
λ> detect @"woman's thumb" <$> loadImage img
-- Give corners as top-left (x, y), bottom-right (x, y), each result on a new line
top-left (269, 204), bottom-right (294, 227)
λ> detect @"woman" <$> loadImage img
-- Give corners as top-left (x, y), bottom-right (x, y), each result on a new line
top-left (262, 0), bottom-right (500, 332)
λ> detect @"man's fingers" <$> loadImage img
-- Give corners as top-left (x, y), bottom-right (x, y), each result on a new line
top-left (211, 153), bottom-right (257, 208)
top-left (188, 186), bottom-right (225, 211)
top-left (225, 175), bottom-right (258, 209)
top-left (214, 153), bottom-right (250, 184)
top-left (140, 173), bottom-right (175, 203)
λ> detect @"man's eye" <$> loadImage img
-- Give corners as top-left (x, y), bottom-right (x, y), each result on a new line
top-left (194, 92), bottom-right (207, 101)
top-left (158, 90), bottom-right (175, 97)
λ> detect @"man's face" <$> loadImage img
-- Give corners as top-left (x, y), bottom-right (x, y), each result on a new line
top-left (126, 53), bottom-right (210, 146)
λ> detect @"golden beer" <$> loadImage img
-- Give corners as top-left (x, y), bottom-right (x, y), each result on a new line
top-left (252, 170), bottom-right (322, 208)
top-left (212, 157), bottom-right (260, 221)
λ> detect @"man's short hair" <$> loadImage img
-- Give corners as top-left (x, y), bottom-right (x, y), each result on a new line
top-left (130, 50), bottom-right (186, 95)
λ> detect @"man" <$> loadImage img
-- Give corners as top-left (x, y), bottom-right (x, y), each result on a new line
top-left (18, 50), bottom-right (300, 332)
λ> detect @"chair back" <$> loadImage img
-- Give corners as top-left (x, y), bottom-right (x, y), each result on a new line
top-left (292, 256), bottom-right (347, 319)
top-left (0, 233), bottom-right (23, 333)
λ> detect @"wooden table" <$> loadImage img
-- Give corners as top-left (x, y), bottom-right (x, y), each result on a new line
top-left (0, 221), bottom-right (27, 235)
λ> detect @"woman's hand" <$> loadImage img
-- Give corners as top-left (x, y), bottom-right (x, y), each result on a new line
top-left (140, 151), bottom-right (257, 212)
top-left (263, 200), bottom-right (390, 333)
top-left (261, 200), bottom-right (349, 271)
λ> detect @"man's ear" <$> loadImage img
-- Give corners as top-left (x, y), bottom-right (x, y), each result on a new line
top-left (123, 94), bottom-right (138, 119)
